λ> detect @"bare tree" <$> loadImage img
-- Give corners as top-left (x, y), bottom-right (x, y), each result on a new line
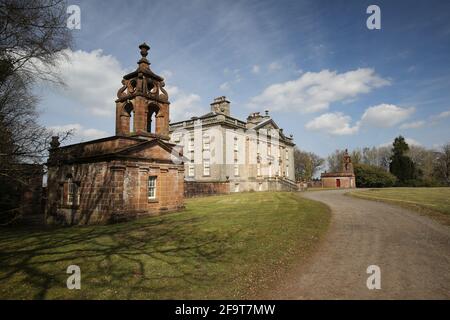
top-left (294, 148), bottom-right (324, 181)
top-left (327, 149), bottom-right (345, 172)
top-left (0, 0), bottom-right (72, 223)
top-left (350, 148), bottom-right (362, 165)
top-left (408, 145), bottom-right (438, 181)
top-left (434, 143), bottom-right (450, 186)
top-left (0, 0), bottom-right (71, 83)
top-left (377, 146), bottom-right (392, 171)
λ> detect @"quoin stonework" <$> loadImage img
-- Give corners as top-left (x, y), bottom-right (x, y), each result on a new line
top-left (321, 149), bottom-right (356, 188)
top-left (169, 97), bottom-right (297, 196)
top-left (46, 43), bottom-right (185, 225)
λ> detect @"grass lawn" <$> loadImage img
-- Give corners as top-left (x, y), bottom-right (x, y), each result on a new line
top-left (307, 187), bottom-right (341, 191)
top-left (0, 192), bottom-right (330, 299)
top-left (348, 188), bottom-right (450, 225)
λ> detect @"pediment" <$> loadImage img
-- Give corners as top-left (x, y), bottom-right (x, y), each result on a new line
top-left (117, 139), bottom-right (184, 162)
top-left (253, 119), bottom-right (280, 131)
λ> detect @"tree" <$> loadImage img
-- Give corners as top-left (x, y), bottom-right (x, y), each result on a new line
top-left (0, 0), bottom-right (72, 223)
top-left (0, 0), bottom-right (71, 83)
top-left (350, 148), bottom-right (362, 165)
top-left (377, 146), bottom-right (392, 171)
top-left (362, 147), bottom-right (379, 166)
top-left (434, 143), bottom-right (450, 186)
top-left (350, 146), bottom-right (391, 171)
top-left (294, 148), bottom-right (324, 181)
top-left (354, 163), bottom-right (397, 188)
top-left (407, 145), bottom-right (438, 183)
top-left (389, 136), bottom-right (416, 184)
top-left (327, 149), bottom-right (345, 172)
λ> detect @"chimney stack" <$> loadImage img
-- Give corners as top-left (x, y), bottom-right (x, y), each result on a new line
top-left (210, 96), bottom-right (231, 116)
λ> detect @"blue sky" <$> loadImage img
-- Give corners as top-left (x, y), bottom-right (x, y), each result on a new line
top-left (38, 0), bottom-right (450, 157)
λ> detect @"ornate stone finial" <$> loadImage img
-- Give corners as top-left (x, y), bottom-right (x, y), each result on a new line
top-left (139, 42), bottom-right (150, 57)
top-left (138, 43), bottom-right (151, 67)
top-left (50, 136), bottom-right (60, 149)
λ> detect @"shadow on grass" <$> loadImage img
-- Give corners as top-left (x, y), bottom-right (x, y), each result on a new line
top-left (0, 214), bottom-right (241, 299)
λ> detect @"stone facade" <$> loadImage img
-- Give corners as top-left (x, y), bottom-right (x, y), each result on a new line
top-left (169, 97), bottom-right (297, 194)
top-left (46, 43), bottom-right (185, 225)
top-left (320, 149), bottom-right (356, 188)
top-left (184, 181), bottom-right (230, 197)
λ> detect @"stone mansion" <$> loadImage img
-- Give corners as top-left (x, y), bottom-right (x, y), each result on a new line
top-left (169, 96), bottom-right (297, 195)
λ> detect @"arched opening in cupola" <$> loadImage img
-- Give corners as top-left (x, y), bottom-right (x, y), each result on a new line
top-left (147, 104), bottom-right (160, 133)
top-left (124, 102), bottom-right (134, 133)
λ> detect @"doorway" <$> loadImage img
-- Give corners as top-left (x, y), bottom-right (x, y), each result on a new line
top-left (336, 179), bottom-right (341, 188)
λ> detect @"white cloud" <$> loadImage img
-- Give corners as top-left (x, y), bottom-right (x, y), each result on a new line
top-left (305, 112), bottom-right (360, 135)
top-left (48, 123), bottom-right (109, 142)
top-left (405, 138), bottom-right (422, 146)
top-left (431, 110), bottom-right (450, 121)
top-left (407, 66), bottom-right (416, 73)
top-left (219, 82), bottom-right (230, 91)
top-left (48, 49), bottom-right (128, 117)
top-left (400, 120), bottom-right (425, 129)
top-left (48, 48), bottom-right (203, 122)
top-left (361, 104), bottom-right (415, 128)
top-left (48, 123), bottom-right (82, 133)
top-left (168, 85), bottom-right (205, 121)
top-left (252, 65), bottom-right (260, 74)
top-left (166, 85), bottom-right (180, 97)
top-left (305, 103), bottom-right (415, 136)
top-left (379, 137), bottom-right (422, 148)
top-left (161, 69), bottom-right (173, 79)
top-left (81, 128), bottom-right (110, 140)
top-left (248, 68), bottom-right (390, 113)
top-left (268, 61), bottom-right (282, 72)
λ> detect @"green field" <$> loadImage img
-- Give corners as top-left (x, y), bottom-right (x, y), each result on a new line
top-left (0, 192), bottom-right (330, 299)
top-left (349, 188), bottom-right (450, 225)
top-left (307, 187), bottom-right (341, 191)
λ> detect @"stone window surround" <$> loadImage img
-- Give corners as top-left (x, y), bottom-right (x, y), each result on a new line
top-left (59, 176), bottom-right (80, 208)
top-left (256, 160), bottom-right (262, 177)
top-left (188, 161), bottom-right (195, 177)
top-left (147, 175), bottom-right (157, 201)
top-left (203, 135), bottom-right (210, 151)
top-left (234, 159), bottom-right (239, 177)
top-left (203, 159), bottom-right (210, 176)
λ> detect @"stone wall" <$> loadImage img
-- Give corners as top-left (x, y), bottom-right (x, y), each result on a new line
top-left (307, 180), bottom-right (323, 188)
top-left (184, 177), bottom-right (297, 197)
top-left (267, 178), bottom-right (298, 192)
top-left (322, 176), bottom-right (355, 188)
top-left (46, 159), bottom-right (184, 225)
top-left (184, 181), bottom-right (230, 198)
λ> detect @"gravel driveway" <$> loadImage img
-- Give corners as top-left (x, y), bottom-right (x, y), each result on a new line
top-left (264, 189), bottom-right (450, 299)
